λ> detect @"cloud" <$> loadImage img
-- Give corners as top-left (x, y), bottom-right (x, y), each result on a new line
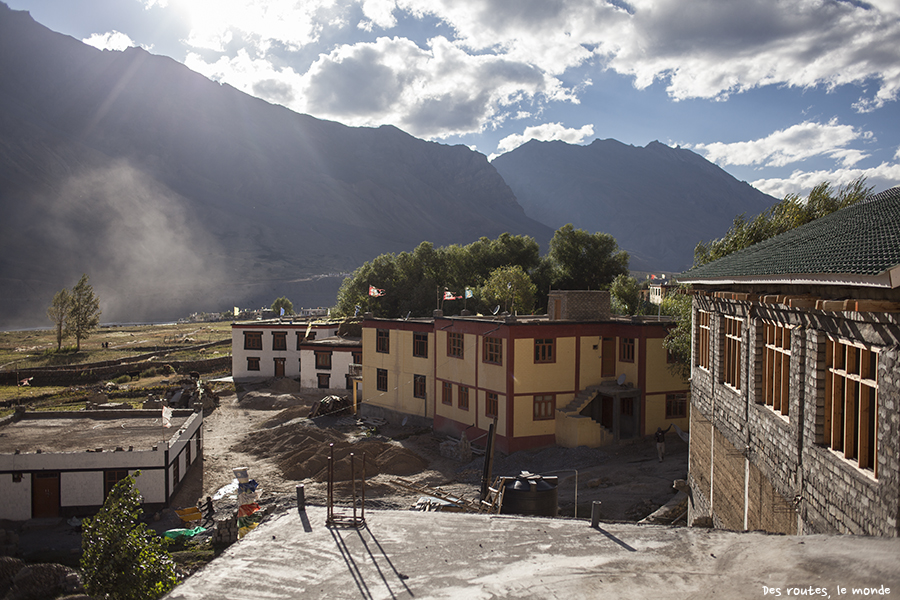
top-left (751, 162), bottom-right (900, 197)
top-left (495, 122), bottom-right (595, 155)
top-left (691, 119), bottom-right (873, 168)
top-left (83, 31), bottom-right (139, 52)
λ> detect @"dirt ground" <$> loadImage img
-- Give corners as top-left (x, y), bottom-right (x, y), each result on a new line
top-left (170, 381), bottom-right (689, 523)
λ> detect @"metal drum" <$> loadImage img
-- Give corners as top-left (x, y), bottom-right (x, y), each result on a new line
top-left (501, 472), bottom-right (558, 517)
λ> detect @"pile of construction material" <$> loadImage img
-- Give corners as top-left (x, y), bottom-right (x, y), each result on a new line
top-left (142, 377), bottom-right (219, 411)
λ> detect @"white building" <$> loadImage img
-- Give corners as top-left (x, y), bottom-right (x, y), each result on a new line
top-left (0, 409), bottom-right (202, 520)
top-left (231, 320), bottom-right (361, 391)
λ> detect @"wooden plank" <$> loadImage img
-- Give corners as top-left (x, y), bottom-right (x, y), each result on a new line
top-left (817, 300), bottom-right (850, 311)
top-left (761, 295), bottom-right (780, 305)
top-left (853, 299), bottom-right (900, 312)
top-left (787, 296), bottom-right (818, 309)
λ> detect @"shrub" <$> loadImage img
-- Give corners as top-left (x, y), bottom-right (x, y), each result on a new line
top-left (80, 471), bottom-right (178, 600)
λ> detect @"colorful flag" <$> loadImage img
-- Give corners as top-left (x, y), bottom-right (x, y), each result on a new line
top-left (369, 285), bottom-right (385, 297)
top-left (279, 307), bottom-right (285, 316)
top-left (162, 406), bottom-right (172, 428)
top-left (444, 290), bottom-right (461, 300)
top-left (465, 288), bottom-right (473, 298)
top-left (233, 306), bottom-right (240, 317)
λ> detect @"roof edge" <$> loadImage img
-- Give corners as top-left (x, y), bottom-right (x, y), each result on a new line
top-left (679, 270), bottom-right (897, 289)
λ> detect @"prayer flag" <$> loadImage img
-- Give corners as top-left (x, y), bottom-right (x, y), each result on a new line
top-left (465, 288), bottom-right (473, 298)
top-left (369, 285), bottom-right (385, 297)
top-left (162, 406), bottom-right (173, 428)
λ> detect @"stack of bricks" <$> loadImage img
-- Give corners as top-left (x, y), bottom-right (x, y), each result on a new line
top-left (211, 513), bottom-right (238, 545)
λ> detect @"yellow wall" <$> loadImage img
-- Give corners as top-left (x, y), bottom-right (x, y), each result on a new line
top-left (644, 338), bottom-right (687, 393)
top-left (513, 337), bottom-right (576, 393)
top-left (644, 392), bottom-right (690, 433)
top-left (435, 330), bottom-right (477, 386)
top-left (513, 394), bottom-right (561, 438)
top-left (362, 327), bottom-right (434, 418)
top-left (578, 336), bottom-right (607, 388)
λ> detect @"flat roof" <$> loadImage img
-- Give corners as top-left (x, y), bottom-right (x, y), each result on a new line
top-left (166, 506), bottom-right (900, 600)
top-left (0, 412), bottom-right (191, 453)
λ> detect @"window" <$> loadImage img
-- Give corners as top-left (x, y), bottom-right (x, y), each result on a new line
top-left (376, 368), bottom-right (388, 392)
top-left (823, 338), bottom-right (878, 476)
top-left (376, 329), bottom-right (390, 353)
top-left (534, 338), bottom-right (554, 363)
top-left (296, 332), bottom-right (305, 349)
top-left (458, 386), bottom-right (469, 410)
top-left (413, 332), bottom-right (428, 358)
top-left (620, 338), bottom-right (635, 362)
top-left (186, 441), bottom-right (192, 466)
top-left (104, 469), bottom-right (128, 497)
top-left (414, 375), bottom-right (427, 399)
top-left (484, 336), bottom-right (502, 365)
top-left (173, 459), bottom-right (180, 485)
top-left (442, 381), bottom-right (453, 405)
top-left (272, 331), bottom-right (287, 351)
top-left (317, 373), bottom-right (331, 389)
top-left (486, 392), bottom-right (499, 418)
top-left (697, 310), bottom-right (711, 370)
top-left (723, 316), bottom-right (742, 389)
top-left (244, 331), bottom-right (262, 350)
top-left (315, 351), bottom-right (332, 370)
top-left (621, 398), bottom-right (633, 416)
top-left (307, 331), bottom-right (317, 340)
top-left (666, 393), bottom-right (688, 419)
top-left (533, 395), bottom-right (554, 420)
top-left (762, 323), bottom-right (791, 416)
top-left (352, 351), bottom-right (362, 364)
top-left (448, 332), bottom-right (464, 358)
top-left (247, 357), bottom-right (260, 371)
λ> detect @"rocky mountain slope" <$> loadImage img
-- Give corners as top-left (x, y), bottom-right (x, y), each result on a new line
top-left (0, 3), bottom-right (551, 328)
top-left (493, 139), bottom-right (776, 272)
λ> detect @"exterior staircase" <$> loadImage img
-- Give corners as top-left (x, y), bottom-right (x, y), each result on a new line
top-left (555, 384), bottom-right (614, 448)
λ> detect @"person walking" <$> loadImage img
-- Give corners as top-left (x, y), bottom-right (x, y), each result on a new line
top-left (655, 424), bottom-right (673, 462)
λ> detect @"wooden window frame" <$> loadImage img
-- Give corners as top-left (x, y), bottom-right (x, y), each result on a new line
top-left (352, 351), bottom-right (362, 364)
top-left (315, 350), bottom-right (333, 370)
top-left (533, 395), bottom-right (555, 421)
top-left (458, 386), bottom-right (469, 410)
top-left (104, 469), bottom-right (128, 497)
top-left (243, 331), bottom-right (262, 350)
top-left (414, 374), bottom-right (427, 399)
top-left (722, 315), bottom-right (742, 390)
top-left (483, 336), bottom-right (502, 365)
top-left (376, 329), bottom-right (390, 353)
top-left (697, 310), bottom-right (711, 370)
top-left (486, 392), bottom-right (499, 418)
top-left (317, 373), bottom-right (331, 389)
top-left (762, 322), bottom-right (791, 416)
top-left (666, 393), bottom-right (688, 419)
top-left (442, 381), bottom-right (453, 405)
top-left (376, 368), bottom-right (388, 392)
top-left (823, 338), bottom-right (878, 477)
top-left (272, 331), bottom-right (287, 351)
top-left (620, 337), bottom-right (635, 363)
top-left (247, 357), bottom-right (260, 371)
top-left (447, 332), bottom-right (464, 358)
top-left (413, 332), bottom-right (428, 358)
top-left (534, 338), bottom-right (555, 363)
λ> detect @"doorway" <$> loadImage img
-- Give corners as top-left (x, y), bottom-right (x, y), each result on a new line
top-left (32, 472), bottom-right (60, 518)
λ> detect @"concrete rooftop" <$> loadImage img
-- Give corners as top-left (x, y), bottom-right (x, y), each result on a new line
top-left (166, 506), bottom-right (900, 600)
top-left (0, 413), bottom-right (190, 453)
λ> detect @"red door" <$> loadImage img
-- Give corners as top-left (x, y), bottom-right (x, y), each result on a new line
top-left (32, 472), bottom-right (60, 518)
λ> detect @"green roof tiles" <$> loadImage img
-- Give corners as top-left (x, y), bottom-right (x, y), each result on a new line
top-left (679, 186), bottom-right (900, 283)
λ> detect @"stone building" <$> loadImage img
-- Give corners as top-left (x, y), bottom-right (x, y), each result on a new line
top-left (679, 186), bottom-right (900, 536)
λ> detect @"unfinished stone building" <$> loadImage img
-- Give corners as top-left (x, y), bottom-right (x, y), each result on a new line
top-left (679, 186), bottom-right (900, 536)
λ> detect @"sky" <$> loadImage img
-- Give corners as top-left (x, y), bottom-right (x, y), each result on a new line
top-left (7, 0), bottom-right (900, 199)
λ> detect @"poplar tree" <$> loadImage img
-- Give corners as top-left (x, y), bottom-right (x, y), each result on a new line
top-left (47, 288), bottom-right (71, 350)
top-left (68, 274), bottom-right (101, 351)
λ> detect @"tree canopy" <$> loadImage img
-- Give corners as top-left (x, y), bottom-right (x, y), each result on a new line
top-left (47, 288), bottom-right (71, 351)
top-left (333, 227), bottom-right (631, 318)
top-left (693, 178), bottom-right (872, 267)
top-left (68, 274), bottom-right (101, 351)
top-left (271, 296), bottom-right (294, 316)
top-left (482, 265), bottom-right (537, 314)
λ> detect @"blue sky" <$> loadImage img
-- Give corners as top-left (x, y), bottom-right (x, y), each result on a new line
top-left (8, 0), bottom-right (900, 199)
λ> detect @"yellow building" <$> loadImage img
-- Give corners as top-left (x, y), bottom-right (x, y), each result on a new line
top-left (361, 291), bottom-right (689, 453)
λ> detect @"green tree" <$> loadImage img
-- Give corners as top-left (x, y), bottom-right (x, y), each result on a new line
top-left (543, 224), bottom-right (629, 290)
top-left (609, 274), bottom-right (642, 316)
top-left (47, 288), bottom-right (71, 350)
top-left (482, 265), bottom-right (537, 314)
top-left (271, 296), bottom-right (294, 316)
top-left (660, 289), bottom-right (692, 381)
top-left (81, 471), bottom-right (178, 600)
top-left (68, 274), bottom-right (101, 351)
top-left (694, 178), bottom-right (872, 267)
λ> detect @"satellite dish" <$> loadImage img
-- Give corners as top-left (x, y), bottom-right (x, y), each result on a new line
top-left (492, 305), bottom-right (501, 315)
top-left (617, 374), bottom-right (626, 385)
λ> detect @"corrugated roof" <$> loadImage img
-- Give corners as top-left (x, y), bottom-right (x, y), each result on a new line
top-left (678, 186), bottom-right (900, 285)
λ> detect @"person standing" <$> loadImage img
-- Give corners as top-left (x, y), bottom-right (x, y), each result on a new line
top-left (655, 424), bottom-right (673, 462)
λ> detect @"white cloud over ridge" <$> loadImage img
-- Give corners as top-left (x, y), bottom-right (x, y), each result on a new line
top-left (752, 162), bottom-right (900, 198)
top-left (496, 122), bottom-right (595, 156)
top-left (83, 31), bottom-right (139, 52)
top-left (691, 119), bottom-right (873, 168)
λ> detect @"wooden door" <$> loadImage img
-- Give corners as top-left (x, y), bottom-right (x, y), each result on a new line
top-left (274, 358), bottom-right (285, 377)
top-left (32, 472), bottom-right (60, 518)
top-left (601, 338), bottom-right (616, 377)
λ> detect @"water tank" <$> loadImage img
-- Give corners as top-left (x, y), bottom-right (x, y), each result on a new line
top-left (501, 472), bottom-right (558, 517)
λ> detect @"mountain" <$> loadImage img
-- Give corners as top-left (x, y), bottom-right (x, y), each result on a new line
top-left (492, 139), bottom-right (777, 272)
top-left (0, 3), bottom-right (552, 328)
